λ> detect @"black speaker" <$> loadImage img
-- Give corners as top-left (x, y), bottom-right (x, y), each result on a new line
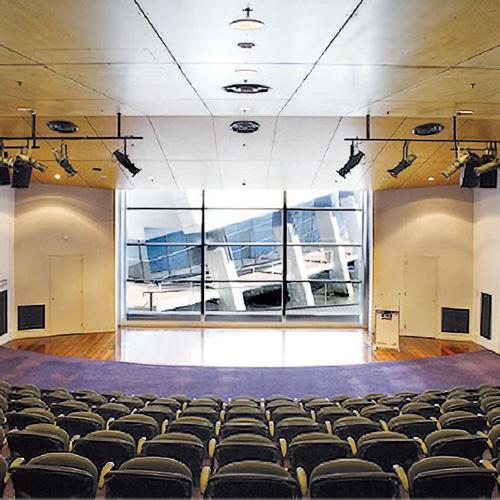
top-left (479, 169), bottom-right (498, 188)
top-left (18, 304), bottom-right (45, 330)
top-left (460, 162), bottom-right (479, 188)
top-left (11, 164), bottom-right (32, 188)
top-left (480, 293), bottom-right (492, 340)
top-left (0, 290), bottom-right (7, 336)
top-left (0, 166), bottom-right (9, 185)
top-left (441, 307), bottom-right (469, 334)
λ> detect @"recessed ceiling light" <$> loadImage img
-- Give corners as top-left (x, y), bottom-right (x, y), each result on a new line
top-left (237, 41), bottom-right (255, 49)
top-left (457, 109), bottom-right (474, 115)
top-left (223, 83), bottom-right (270, 94)
top-left (240, 107), bottom-right (252, 113)
top-left (100, 174), bottom-right (107, 179)
top-left (230, 7), bottom-right (264, 30)
top-left (54, 173), bottom-right (61, 180)
top-left (428, 176), bottom-right (435, 181)
top-left (235, 68), bottom-right (257, 74)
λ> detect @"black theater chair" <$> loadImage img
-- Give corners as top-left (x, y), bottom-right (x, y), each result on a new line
top-left (10, 452), bottom-right (98, 498)
top-left (300, 395), bottom-right (322, 405)
top-left (0, 456), bottom-right (6, 497)
top-left (487, 408), bottom-right (500, 427)
top-left (9, 396), bottom-right (48, 412)
top-left (105, 456), bottom-right (193, 498)
top-left (0, 380), bottom-right (11, 396)
top-left (10, 384), bottom-right (41, 398)
top-left (303, 398), bottom-right (334, 413)
top-left (360, 404), bottom-right (399, 423)
top-left (213, 434), bottom-right (280, 467)
top-left (151, 397), bottom-right (183, 412)
top-left (198, 395), bottom-right (225, 408)
top-left (181, 405), bottom-right (220, 424)
top-left (114, 396), bottom-right (144, 412)
top-left (101, 391), bottom-right (126, 401)
top-left (315, 406), bottom-right (352, 427)
top-left (441, 398), bottom-right (481, 414)
top-left (7, 423), bottom-right (70, 460)
top-left (141, 432), bottom-right (205, 483)
top-left (168, 416), bottom-right (215, 446)
top-left (396, 456), bottom-right (497, 498)
top-left (329, 394), bottom-right (351, 405)
top-left (109, 414), bottom-right (159, 443)
top-left (51, 399), bottom-right (90, 416)
top-left (481, 396), bottom-right (500, 414)
top-left (224, 405), bottom-right (266, 422)
top-left (274, 416), bottom-right (320, 441)
top-left (0, 394), bottom-right (7, 412)
top-left (137, 404), bottom-right (175, 431)
top-left (356, 431), bottom-right (422, 472)
top-left (95, 402), bottom-right (131, 422)
top-left (57, 411), bottom-right (106, 437)
top-left (414, 392), bottom-right (446, 406)
top-left (227, 396), bottom-right (260, 408)
top-left (72, 430), bottom-right (136, 475)
top-left (265, 398), bottom-right (296, 413)
top-left (309, 458), bottom-right (398, 498)
top-left (401, 401), bottom-right (440, 419)
top-left (424, 428), bottom-right (489, 461)
top-left (170, 395), bottom-right (191, 407)
top-left (438, 410), bottom-right (488, 433)
top-left (341, 397), bottom-right (374, 412)
top-left (6, 408), bottom-right (56, 429)
top-left (41, 388), bottom-right (74, 406)
top-left (134, 392), bottom-right (158, 404)
top-left (269, 405), bottom-right (309, 424)
top-left (378, 395), bottom-right (412, 409)
top-left (487, 424), bottom-right (500, 460)
top-left (333, 416), bottom-right (382, 441)
top-left (202, 460), bottom-right (298, 498)
top-left (219, 417), bottom-right (270, 439)
top-left (388, 414), bottom-right (438, 439)
top-left (188, 397), bottom-right (220, 410)
top-left (266, 395), bottom-right (295, 405)
top-left (73, 389), bottom-right (107, 407)
top-left (287, 432), bottom-right (352, 475)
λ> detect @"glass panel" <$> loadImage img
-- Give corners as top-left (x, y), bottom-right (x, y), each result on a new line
top-left (286, 246), bottom-right (364, 281)
top-left (286, 281), bottom-right (362, 316)
top-left (126, 209), bottom-right (202, 244)
top-left (127, 190), bottom-right (202, 208)
top-left (205, 190), bottom-right (282, 208)
top-left (205, 210), bottom-right (282, 244)
top-left (205, 245), bottom-right (282, 281)
top-left (287, 191), bottom-right (363, 209)
top-left (126, 281), bottom-right (201, 313)
top-left (127, 244), bottom-right (202, 282)
top-left (205, 281), bottom-right (282, 313)
top-left (287, 209), bottom-right (362, 244)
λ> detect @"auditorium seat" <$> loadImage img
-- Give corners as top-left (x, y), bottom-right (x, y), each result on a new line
top-left (441, 398), bottom-right (481, 414)
top-left (400, 456), bottom-right (497, 498)
top-left (202, 460), bottom-right (297, 498)
top-left (105, 456), bottom-right (193, 498)
top-left (213, 434), bottom-right (280, 467)
top-left (181, 405), bottom-right (220, 424)
top-left (224, 405), bottom-right (266, 422)
top-left (6, 408), bottom-right (56, 429)
top-left (332, 416), bottom-right (382, 441)
top-left (57, 411), bottom-right (106, 437)
top-left (424, 429), bottom-right (489, 461)
top-left (309, 458), bottom-right (398, 498)
top-left (109, 414), bottom-right (159, 443)
top-left (341, 397), bottom-right (374, 412)
top-left (0, 456), bottom-right (6, 497)
top-left (168, 416), bottom-right (215, 446)
top-left (360, 404), bottom-right (399, 423)
top-left (9, 396), bottom-right (47, 412)
top-left (488, 424), bottom-right (500, 459)
top-left (315, 406), bottom-right (352, 426)
top-left (95, 402), bottom-right (131, 421)
top-left (51, 399), bottom-right (91, 415)
top-left (219, 417), bottom-right (269, 439)
top-left (274, 416), bottom-right (320, 441)
top-left (7, 423), bottom-right (70, 460)
top-left (388, 414), bottom-right (438, 439)
top-left (137, 404), bottom-right (175, 431)
top-left (114, 396), bottom-right (144, 411)
top-left (73, 389), bottom-right (107, 407)
top-left (150, 397), bottom-right (182, 412)
top-left (10, 452), bottom-right (98, 498)
top-left (401, 401), bottom-right (440, 419)
top-left (438, 410), bottom-right (488, 433)
top-left (41, 388), bottom-right (74, 406)
top-left (141, 432), bottom-right (205, 483)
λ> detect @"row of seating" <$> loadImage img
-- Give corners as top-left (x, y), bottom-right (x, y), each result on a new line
top-left (1, 380), bottom-right (499, 497)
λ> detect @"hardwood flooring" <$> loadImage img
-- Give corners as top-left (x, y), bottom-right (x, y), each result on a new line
top-left (5, 329), bottom-right (483, 366)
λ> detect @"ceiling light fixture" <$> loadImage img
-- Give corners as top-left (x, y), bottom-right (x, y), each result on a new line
top-left (441, 148), bottom-right (471, 179)
top-left (474, 143), bottom-right (499, 175)
top-left (54, 143), bottom-right (78, 177)
top-left (428, 176), bottom-right (435, 181)
top-left (16, 107), bottom-right (34, 113)
top-left (237, 41), bottom-right (255, 49)
top-left (337, 141), bottom-right (365, 178)
top-left (113, 149), bottom-right (141, 177)
top-left (47, 120), bottom-right (79, 134)
top-left (412, 122), bottom-right (444, 136)
top-left (387, 141), bottom-right (417, 178)
top-left (230, 120), bottom-right (260, 133)
top-left (223, 83), bottom-right (270, 94)
top-left (54, 173), bottom-right (61, 180)
top-left (230, 7), bottom-right (264, 30)
top-left (234, 68), bottom-right (257, 74)
top-left (456, 109), bottom-right (474, 115)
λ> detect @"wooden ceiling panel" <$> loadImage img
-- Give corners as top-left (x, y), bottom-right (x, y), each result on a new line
top-left (320, 0), bottom-right (500, 67)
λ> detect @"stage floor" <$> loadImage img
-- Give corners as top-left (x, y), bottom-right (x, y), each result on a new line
top-left (6, 328), bottom-right (483, 367)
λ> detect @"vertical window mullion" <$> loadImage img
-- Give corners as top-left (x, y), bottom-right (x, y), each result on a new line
top-left (282, 190), bottom-right (287, 321)
top-left (201, 190), bottom-right (206, 321)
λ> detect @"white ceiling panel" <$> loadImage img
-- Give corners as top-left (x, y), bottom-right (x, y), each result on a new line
top-left (149, 116), bottom-right (218, 160)
top-left (203, 99), bottom-right (288, 116)
top-left (320, 0), bottom-right (500, 66)
top-left (138, 0), bottom-right (360, 64)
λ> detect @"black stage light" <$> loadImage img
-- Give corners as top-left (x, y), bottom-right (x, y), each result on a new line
top-left (15, 152), bottom-right (47, 173)
top-left (337, 142), bottom-right (365, 178)
top-left (0, 142), bottom-right (10, 185)
top-left (474, 143), bottom-right (499, 175)
top-left (54, 143), bottom-right (78, 176)
top-left (441, 149), bottom-right (471, 179)
top-left (11, 158), bottom-right (32, 188)
top-left (387, 141), bottom-right (417, 178)
top-left (113, 149), bottom-right (141, 177)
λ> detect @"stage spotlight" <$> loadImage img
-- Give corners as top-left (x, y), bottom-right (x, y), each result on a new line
top-left (11, 157), bottom-right (32, 188)
top-left (337, 142), bottom-right (365, 178)
top-left (474, 144), bottom-right (499, 175)
top-left (113, 149), bottom-right (141, 177)
top-left (387, 141), bottom-right (417, 178)
top-left (54, 143), bottom-right (78, 177)
top-left (14, 152), bottom-right (47, 173)
top-left (441, 149), bottom-right (471, 179)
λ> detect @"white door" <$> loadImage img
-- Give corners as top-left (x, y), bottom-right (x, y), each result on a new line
top-left (403, 255), bottom-right (438, 338)
top-left (50, 255), bottom-right (84, 335)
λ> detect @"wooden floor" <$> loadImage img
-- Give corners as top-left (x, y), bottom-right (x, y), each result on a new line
top-left (5, 329), bottom-right (483, 366)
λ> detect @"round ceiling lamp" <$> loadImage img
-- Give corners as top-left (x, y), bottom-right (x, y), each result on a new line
top-left (230, 120), bottom-right (260, 134)
top-left (223, 83), bottom-right (270, 94)
top-left (47, 120), bottom-right (79, 134)
top-left (230, 7), bottom-right (264, 30)
top-left (412, 122), bottom-right (444, 136)
top-left (237, 41), bottom-right (255, 49)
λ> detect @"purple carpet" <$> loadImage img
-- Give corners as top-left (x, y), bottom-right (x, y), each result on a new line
top-left (0, 347), bottom-right (499, 398)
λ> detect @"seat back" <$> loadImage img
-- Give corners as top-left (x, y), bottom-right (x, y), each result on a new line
top-left (7, 424), bottom-right (69, 460)
top-left (168, 416), bottom-right (214, 445)
top-left (56, 412), bottom-right (105, 437)
top-left (275, 417), bottom-right (319, 441)
top-left (109, 414), bottom-right (159, 442)
top-left (333, 416), bottom-right (381, 441)
top-left (220, 418), bottom-right (269, 439)
top-left (215, 434), bottom-right (279, 467)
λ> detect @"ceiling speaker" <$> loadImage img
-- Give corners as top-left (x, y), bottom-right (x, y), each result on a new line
top-left (223, 83), bottom-right (270, 94)
top-left (230, 121), bottom-right (260, 133)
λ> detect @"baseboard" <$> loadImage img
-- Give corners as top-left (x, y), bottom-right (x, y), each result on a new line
top-left (0, 332), bottom-right (14, 346)
top-left (1, 329), bottom-right (114, 343)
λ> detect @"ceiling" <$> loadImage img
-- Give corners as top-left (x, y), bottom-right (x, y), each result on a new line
top-left (0, 0), bottom-right (499, 190)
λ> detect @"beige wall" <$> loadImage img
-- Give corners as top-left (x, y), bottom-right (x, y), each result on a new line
top-left (0, 186), bottom-right (14, 342)
top-left (14, 184), bottom-right (115, 337)
top-left (373, 185), bottom-right (474, 339)
top-left (473, 187), bottom-right (500, 354)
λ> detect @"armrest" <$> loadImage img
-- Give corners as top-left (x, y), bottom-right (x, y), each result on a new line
top-left (296, 466), bottom-right (308, 496)
top-left (208, 438), bottom-right (217, 459)
top-left (137, 436), bottom-right (147, 455)
top-left (413, 436), bottom-right (428, 455)
top-left (215, 420), bottom-right (221, 437)
top-left (393, 464), bottom-right (409, 492)
top-left (219, 410), bottom-right (225, 421)
top-left (265, 410), bottom-right (271, 422)
top-left (347, 436), bottom-right (357, 455)
top-left (106, 417), bottom-right (115, 430)
top-left (98, 461), bottom-right (115, 489)
top-left (69, 434), bottom-right (81, 451)
top-left (161, 418), bottom-right (169, 434)
top-left (279, 438), bottom-right (287, 459)
top-left (324, 420), bottom-right (333, 435)
top-left (269, 420), bottom-right (275, 438)
top-left (379, 419), bottom-right (388, 431)
top-left (310, 410), bottom-right (316, 421)
top-left (200, 466), bottom-right (211, 495)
